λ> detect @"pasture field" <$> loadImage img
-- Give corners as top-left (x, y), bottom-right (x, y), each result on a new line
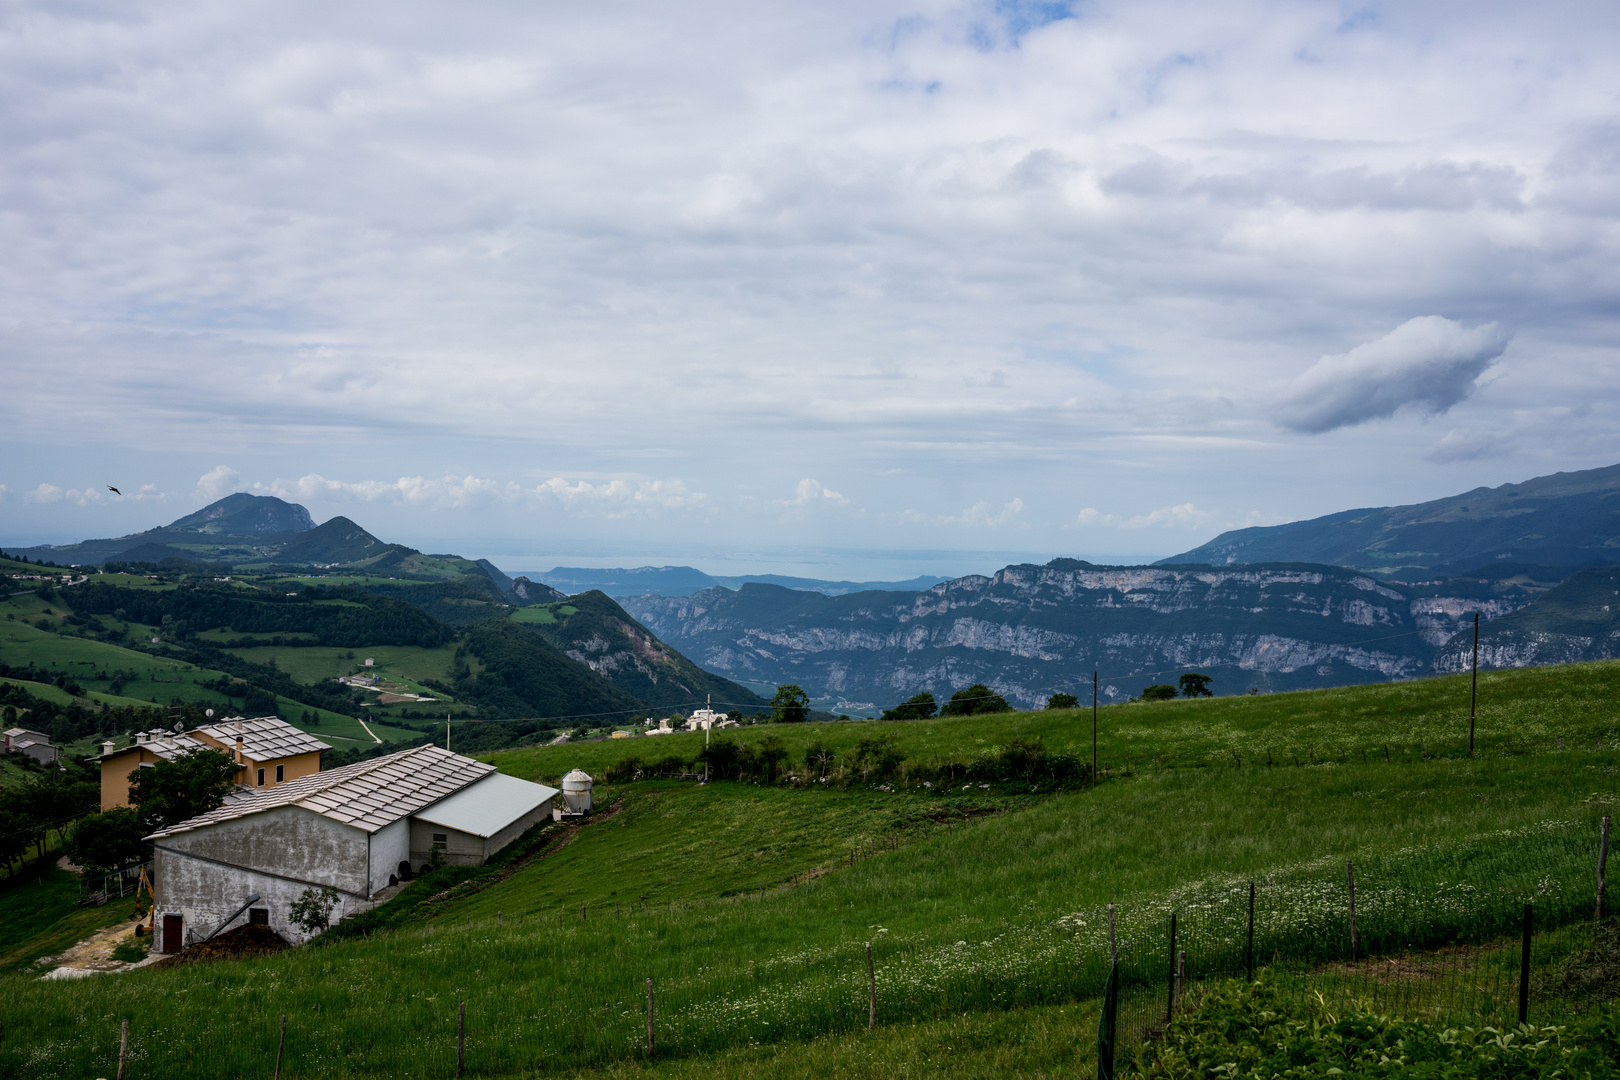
top-left (223, 642), bottom-right (459, 694)
top-left (1, 738), bottom-right (1613, 1079)
top-left (509, 603), bottom-right (578, 625)
top-left (482, 658), bottom-right (1620, 783)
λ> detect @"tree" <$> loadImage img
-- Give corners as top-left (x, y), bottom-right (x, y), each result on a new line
top-left (289, 885), bottom-right (341, 936)
top-left (698, 736), bottom-right (742, 779)
top-left (128, 748), bottom-right (240, 831)
top-left (851, 733), bottom-right (906, 780)
top-left (1140, 684), bottom-right (1177, 702)
top-left (769, 684), bottom-right (811, 724)
top-left (881, 691), bottom-right (937, 722)
top-left (940, 684), bottom-right (1012, 717)
top-left (804, 738), bottom-right (835, 779)
top-left (756, 734), bottom-right (789, 781)
top-left (1046, 693), bottom-right (1079, 710)
top-left (1178, 673), bottom-right (1213, 698)
top-left (66, 807), bottom-right (149, 872)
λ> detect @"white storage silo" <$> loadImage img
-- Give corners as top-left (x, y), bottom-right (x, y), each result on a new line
top-left (561, 769), bottom-right (593, 816)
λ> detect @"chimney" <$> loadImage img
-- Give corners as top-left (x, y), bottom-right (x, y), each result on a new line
top-left (235, 718), bottom-right (245, 762)
top-left (101, 740), bottom-right (115, 756)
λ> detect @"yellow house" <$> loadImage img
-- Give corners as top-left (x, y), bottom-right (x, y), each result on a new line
top-left (98, 716), bottom-right (331, 811)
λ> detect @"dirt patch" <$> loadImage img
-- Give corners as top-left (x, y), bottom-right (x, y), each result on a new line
top-left (1540, 918), bottom-right (1620, 1006)
top-left (1315, 943), bottom-right (1488, 984)
top-left (150, 923), bottom-right (288, 968)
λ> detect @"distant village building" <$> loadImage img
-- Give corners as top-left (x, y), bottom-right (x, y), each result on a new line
top-left (3, 727), bottom-right (59, 765)
top-left (97, 716), bottom-right (330, 811)
top-left (683, 707), bottom-right (736, 732)
top-left (147, 744), bottom-right (559, 949)
top-left (645, 718), bottom-right (677, 736)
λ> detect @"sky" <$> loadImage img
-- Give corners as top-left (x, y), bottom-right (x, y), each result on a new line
top-left (4, 1), bottom-right (1619, 580)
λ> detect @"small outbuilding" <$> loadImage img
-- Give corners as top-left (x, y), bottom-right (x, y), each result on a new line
top-left (410, 772), bottom-right (559, 868)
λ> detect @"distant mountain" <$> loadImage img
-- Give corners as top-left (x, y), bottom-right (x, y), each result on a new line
top-left (1161, 463), bottom-right (1620, 576)
top-left (167, 492), bottom-right (314, 534)
top-left (507, 590), bottom-right (766, 711)
top-left (624, 559), bottom-right (1549, 707)
top-left (528, 564), bottom-right (951, 598)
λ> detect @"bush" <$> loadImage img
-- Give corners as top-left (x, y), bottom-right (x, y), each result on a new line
top-left (1046, 692), bottom-right (1079, 710)
top-left (939, 684), bottom-right (1012, 717)
top-left (881, 691), bottom-right (938, 721)
top-left (1142, 977), bottom-right (1620, 1080)
top-left (1141, 683), bottom-right (1177, 702)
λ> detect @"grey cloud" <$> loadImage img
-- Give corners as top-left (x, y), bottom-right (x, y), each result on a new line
top-left (1273, 317), bottom-right (1511, 434)
top-left (1101, 157), bottom-right (1525, 212)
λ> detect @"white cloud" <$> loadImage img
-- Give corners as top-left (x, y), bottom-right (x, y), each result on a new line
top-left (1077, 503), bottom-right (1217, 530)
top-left (1426, 428), bottom-right (1512, 463)
top-left (1273, 317), bottom-right (1512, 434)
top-left (24, 484), bottom-right (64, 505)
top-left (195, 465), bottom-right (243, 500)
top-left (783, 479), bottom-right (848, 506)
top-left (248, 472), bottom-right (705, 517)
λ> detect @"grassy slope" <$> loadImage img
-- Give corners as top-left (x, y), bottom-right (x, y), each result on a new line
top-left (483, 659), bottom-right (1620, 784)
top-left (0, 868), bottom-right (146, 971)
top-left (2, 665), bottom-right (1617, 1078)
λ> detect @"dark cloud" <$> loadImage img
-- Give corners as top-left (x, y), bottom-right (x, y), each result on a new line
top-left (1273, 317), bottom-right (1511, 434)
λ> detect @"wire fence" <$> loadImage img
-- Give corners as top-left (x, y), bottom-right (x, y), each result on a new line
top-left (13, 817), bottom-right (1612, 1079)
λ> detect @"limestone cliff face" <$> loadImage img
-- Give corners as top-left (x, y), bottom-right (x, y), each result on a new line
top-left (625, 560), bottom-right (1524, 708)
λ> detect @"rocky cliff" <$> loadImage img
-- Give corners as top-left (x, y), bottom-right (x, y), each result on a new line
top-left (625, 559), bottom-right (1540, 708)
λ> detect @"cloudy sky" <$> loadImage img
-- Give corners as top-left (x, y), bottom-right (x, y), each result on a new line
top-left (4, 1), bottom-right (1618, 578)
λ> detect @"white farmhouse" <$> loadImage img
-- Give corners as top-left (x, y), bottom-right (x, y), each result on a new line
top-left (146, 744), bottom-right (557, 950)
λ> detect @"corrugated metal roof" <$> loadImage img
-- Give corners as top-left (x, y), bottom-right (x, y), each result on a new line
top-left (147, 745), bottom-right (495, 839)
top-left (195, 715), bottom-right (331, 761)
top-left (412, 773), bottom-right (559, 838)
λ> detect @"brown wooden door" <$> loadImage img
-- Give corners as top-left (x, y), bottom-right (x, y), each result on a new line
top-left (162, 914), bottom-right (182, 953)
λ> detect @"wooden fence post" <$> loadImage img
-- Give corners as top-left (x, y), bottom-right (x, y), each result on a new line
top-left (867, 942), bottom-right (876, 1029)
top-left (1347, 861), bottom-right (1358, 962)
top-left (647, 977), bottom-right (655, 1056)
top-left (1107, 902), bottom-right (1117, 964)
top-left (117, 1018), bottom-right (128, 1080)
top-left (456, 1000), bottom-right (465, 1077)
top-left (274, 1013), bottom-right (286, 1080)
top-left (1598, 816), bottom-right (1611, 920)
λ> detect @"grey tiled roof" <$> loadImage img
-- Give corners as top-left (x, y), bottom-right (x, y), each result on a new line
top-left (195, 715), bottom-right (331, 761)
top-left (101, 733), bottom-right (210, 762)
top-left (147, 745), bottom-right (495, 839)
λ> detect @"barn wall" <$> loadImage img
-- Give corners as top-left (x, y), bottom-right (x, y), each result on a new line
top-left (408, 819), bottom-right (485, 868)
top-left (368, 818), bottom-right (411, 889)
top-left (153, 807), bottom-right (374, 946)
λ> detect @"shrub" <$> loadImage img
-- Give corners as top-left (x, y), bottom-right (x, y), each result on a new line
top-left (940, 684), bottom-right (1012, 716)
top-left (1046, 692), bottom-right (1079, 710)
top-left (1141, 683), bottom-right (1177, 702)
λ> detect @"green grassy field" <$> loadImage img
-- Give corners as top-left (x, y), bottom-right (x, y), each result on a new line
top-left (481, 659), bottom-right (1620, 785)
top-left (2, 664), bottom-right (1617, 1079)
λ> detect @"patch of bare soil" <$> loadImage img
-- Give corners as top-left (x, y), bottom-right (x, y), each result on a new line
top-left (150, 923), bottom-right (288, 968)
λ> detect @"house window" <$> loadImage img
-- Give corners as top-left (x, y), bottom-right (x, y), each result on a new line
top-left (249, 908), bottom-right (269, 925)
top-left (257, 768), bottom-right (265, 786)
top-left (432, 833), bottom-right (447, 844)
top-left (275, 764), bottom-right (284, 783)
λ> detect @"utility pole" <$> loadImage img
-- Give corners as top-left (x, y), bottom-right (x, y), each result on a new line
top-left (1092, 669), bottom-right (1099, 782)
top-left (1469, 612), bottom-right (1479, 757)
top-left (446, 713), bottom-right (451, 752)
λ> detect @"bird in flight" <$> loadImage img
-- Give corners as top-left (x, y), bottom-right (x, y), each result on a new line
top-left (107, 486), bottom-right (122, 495)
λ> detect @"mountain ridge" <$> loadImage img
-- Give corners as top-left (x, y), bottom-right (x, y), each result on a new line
top-left (1160, 462), bottom-right (1620, 575)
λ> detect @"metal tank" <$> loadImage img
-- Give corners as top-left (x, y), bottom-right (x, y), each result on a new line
top-left (561, 769), bottom-right (594, 816)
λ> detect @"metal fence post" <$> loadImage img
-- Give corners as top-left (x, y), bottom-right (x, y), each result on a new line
top-left (1246, 882), bottom-right (1256, 983)
top-left (1166, 912), bottom-right (1178, 1022)
top-left (1518, 904), bottom-right (1532, 1025)
top-left (1097, 958), bottom-right (1119, 1080)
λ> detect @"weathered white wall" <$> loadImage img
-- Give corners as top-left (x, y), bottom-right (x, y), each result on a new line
top-left (153, 806), bottom-right (371, 946)
top-left (408, 819), bottom-right (484, 867)
top-left (368, 817), bottom-right (410, 890)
